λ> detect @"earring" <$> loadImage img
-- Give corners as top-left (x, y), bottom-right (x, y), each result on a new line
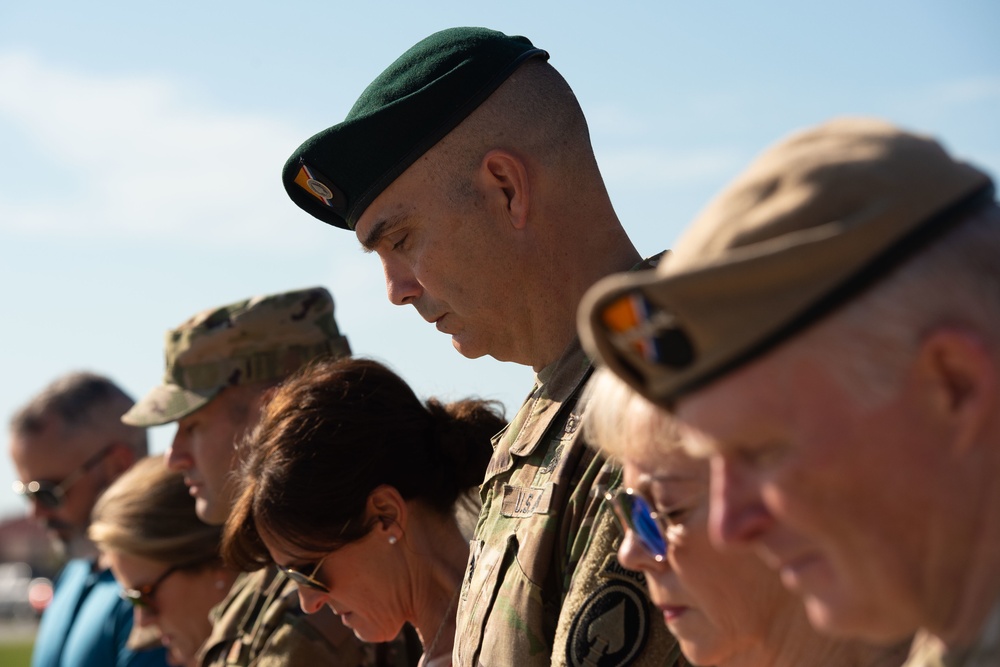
top-left (388, 535), bottom-right (398, 545)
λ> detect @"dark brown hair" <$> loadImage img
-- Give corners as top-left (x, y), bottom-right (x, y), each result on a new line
top-left (223, 357), bottom-right (503, 571)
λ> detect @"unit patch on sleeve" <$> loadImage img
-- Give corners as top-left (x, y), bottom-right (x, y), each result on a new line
top-left (565, 580), bottom-right (650, 667)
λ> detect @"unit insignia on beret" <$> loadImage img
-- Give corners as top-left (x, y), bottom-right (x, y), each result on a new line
top-left (293, 159), bottom-right (346, 216)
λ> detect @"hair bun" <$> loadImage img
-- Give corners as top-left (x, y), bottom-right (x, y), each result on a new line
top-left (426, 398), bottom-right (504, 493)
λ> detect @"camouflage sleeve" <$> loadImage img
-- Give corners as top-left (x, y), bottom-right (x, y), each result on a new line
top-left (250, 585), bottom-right (370, 667)
top-left (551, 453), bottom-right (689, 667)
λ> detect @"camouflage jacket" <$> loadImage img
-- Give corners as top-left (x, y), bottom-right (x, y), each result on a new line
top-left (453, 338), bottom-right (687, 667)
top-left (198, 566), bottom-right (417, 667)
top-left (904, 598), bottom-right (1000, 667)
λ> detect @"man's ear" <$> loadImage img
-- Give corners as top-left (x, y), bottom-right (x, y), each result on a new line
top-left (365, 484), bottom-right (408, 539)
top-left (105, 441), bottom-right (137, 479)
top-left (480, 149), bottom-right (529, 230)
top-left (916, 328), bottom-right (998, 453)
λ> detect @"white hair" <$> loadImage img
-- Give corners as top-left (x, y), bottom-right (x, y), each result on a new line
top-left (583, 366), bottom-right (679, 461)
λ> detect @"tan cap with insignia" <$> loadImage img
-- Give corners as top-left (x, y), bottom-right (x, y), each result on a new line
top-left (579, 117), bottom-right (995, 407)
top-left (123, 287), bottom-right (351, 426)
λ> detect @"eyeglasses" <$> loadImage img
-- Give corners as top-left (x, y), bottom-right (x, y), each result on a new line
top-left (120, 556), bottom-right (218, 610)
top-left (606, 487), bottom-right (694, 562)
top-left (120, 564), bottom-right (184, 610)
top-left (12, 444), bottom-right (116, 509)
top-left (277, 553), bottom-right (330, 594)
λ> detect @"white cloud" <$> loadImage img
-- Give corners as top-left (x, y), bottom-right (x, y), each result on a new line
top-left (0, 52), bottom-right (308, 245)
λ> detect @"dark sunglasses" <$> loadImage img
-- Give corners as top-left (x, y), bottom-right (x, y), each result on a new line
top-left (606, 487), bottom-right (671, 562)
top-left (120, 556), bottom-right (218, 610)
top-left (12, 444), bottom-right (116, 509)
top-left (277, 554), bottom-right (330, 594)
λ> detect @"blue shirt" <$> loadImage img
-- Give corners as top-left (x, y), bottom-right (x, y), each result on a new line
top-left (31, 558), bottom-right (169, 667)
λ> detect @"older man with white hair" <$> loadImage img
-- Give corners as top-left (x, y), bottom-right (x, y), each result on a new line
top-left (579, 117), bottom-right (999, 666)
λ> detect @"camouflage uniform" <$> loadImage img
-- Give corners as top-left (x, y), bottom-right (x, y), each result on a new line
top-left (904, 600), bottom-right (1000, 667)
top-left (198, 567), bottom-right (415, 667)
top-left (454, 256), bottom-right (686, 667)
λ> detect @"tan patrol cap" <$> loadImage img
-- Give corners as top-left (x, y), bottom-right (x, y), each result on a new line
top-left (123, 287), bottom-right (351, 426)
top-left (579, 117), bottom-right (995, 407)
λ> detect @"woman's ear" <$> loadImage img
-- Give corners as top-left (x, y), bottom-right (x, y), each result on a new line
top-left (479, 149), bottom-right (530, 230)
top-left (365, 485), bottom-right (408, 541)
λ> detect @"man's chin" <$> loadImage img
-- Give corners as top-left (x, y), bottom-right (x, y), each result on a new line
top-left (802, 590), bottom-right (913, 644)
top-left (195, 498), bottom-right (227, 526)
top-left (450, 337), bottom-right (488, 360)
top-left (48, 531), bottom-right (93, 560)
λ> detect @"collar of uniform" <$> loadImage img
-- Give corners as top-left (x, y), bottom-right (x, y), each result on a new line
top-left (196, 571), bottom-right (255, 665)
top-left (486, 253), bottom-right (665, 474)
top-left (510, 339), bottom-right (591, 458)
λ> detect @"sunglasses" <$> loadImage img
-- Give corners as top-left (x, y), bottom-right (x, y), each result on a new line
top-left (120, 556), bottom-right (219, 610)
top-left (606, 486), bottom-right (694, 562)
top-left (12, 444), bottom-right (116, 509)
top-left (277, 553), bottom-right (330, 594)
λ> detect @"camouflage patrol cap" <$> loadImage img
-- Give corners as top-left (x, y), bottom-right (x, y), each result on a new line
top-left (579, 117), bottom-right (995, 407)
top-left (282, 26), bottom-right (548, 231)
top-left (123, 287), bottom-right (351, 427)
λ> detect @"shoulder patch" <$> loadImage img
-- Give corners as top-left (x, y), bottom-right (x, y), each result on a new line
top-left (565, 580), bottom-right (650, 667)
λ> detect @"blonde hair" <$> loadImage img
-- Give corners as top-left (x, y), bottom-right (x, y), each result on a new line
top-left (90, 455), bottom-right (221, 566)
top-left (583, 367), bottom-right (680, 462)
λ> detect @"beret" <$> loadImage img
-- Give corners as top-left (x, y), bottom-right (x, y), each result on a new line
top-left (282, 27), bottom-right (548, 231)
top-left (123, 287), bottom-right (351, 426)
top-left (578, 117), bottom-right (995, 407)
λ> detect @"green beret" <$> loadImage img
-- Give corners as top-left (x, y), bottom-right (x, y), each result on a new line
top-left (578, 117), bottom-right (995, 407)
top-left (123, 286), bottom-right (351, 427)
top-left (282, 27), bottom-right (548, 231)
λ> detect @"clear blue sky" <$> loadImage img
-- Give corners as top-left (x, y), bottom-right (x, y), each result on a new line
top-left (1, 0), bottom-right (997, 519)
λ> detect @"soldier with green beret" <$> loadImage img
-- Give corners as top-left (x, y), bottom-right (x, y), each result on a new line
top-left (578, 117), bottom-right (999, 667)
top-left (282, 26), bottom-right (687, 667)
top-left (123, 286), bottom-right (417, 667)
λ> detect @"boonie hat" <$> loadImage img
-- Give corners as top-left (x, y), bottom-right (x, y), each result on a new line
top-left (282, 26), bottom-right (548, 231)
top-left (579, 117), bottom-right (995, 407)
top-left (123, 287), bottom-right (351, 426)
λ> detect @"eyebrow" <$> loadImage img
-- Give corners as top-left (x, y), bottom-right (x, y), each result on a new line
top-left (637, 471), bottom-right (703, 485)
top-left (359, 213), bottom-right (409, 252)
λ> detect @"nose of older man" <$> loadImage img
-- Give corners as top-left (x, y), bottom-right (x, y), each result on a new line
top-left (708, 456), bottom-right (773, 549)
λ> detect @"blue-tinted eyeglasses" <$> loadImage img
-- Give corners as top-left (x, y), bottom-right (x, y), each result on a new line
top-left (606, 487), bottom-right (674, 562)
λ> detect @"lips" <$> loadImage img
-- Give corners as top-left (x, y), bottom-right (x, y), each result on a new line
top-left (660, 605), bottom-right (689, 622)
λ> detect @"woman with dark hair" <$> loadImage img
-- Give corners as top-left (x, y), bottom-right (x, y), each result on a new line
top-left (223, 357), bottom-right (504, 667)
